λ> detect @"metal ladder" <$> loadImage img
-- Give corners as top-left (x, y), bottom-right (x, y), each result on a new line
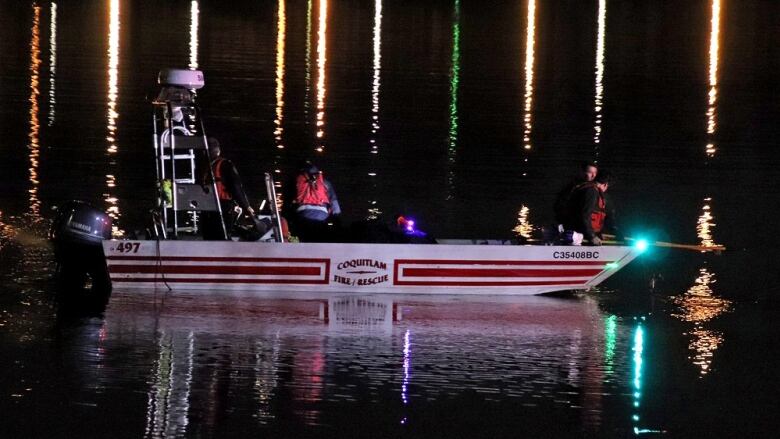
top-left (151, 87), bottom-right (227, 239)
top-left (264, 173), bottom-right (285, 243)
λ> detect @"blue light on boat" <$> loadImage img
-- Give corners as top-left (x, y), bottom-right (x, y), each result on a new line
top-left (635, 239), bottom-right (649, 252)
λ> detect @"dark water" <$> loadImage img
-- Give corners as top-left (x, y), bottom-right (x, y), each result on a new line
top-left (2, 0), bottom-right (780, 437)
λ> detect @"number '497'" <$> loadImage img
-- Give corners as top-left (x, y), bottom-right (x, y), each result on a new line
top-left (116, 242), bottom-right (140, 253)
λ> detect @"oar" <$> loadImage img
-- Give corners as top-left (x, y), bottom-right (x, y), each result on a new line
top-left (603, 234), bottom-right (725, 253)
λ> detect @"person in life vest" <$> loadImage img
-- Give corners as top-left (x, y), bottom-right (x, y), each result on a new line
top-left (553, 160), bottom-right (598, 226)
top-left (561, 170), bottom-right (620, 246)
top-left (285, 161), bottom-right (341, 242)
top-left (199, 137), bottom-right (255, 239)
top-left (292, 161), bottom-right (341, 222)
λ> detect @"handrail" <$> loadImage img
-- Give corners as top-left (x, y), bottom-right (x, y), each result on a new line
top-left (265, 173), bottom-right (285, 243)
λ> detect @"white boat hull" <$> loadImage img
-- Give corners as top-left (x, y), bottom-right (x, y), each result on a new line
top-left (103, 240), bottom-right (641, 296)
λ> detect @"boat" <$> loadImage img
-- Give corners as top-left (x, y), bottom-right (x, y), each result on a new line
top-left (102, 239), bottom-right (642, 295)
top-left (51, 69), bottom-right (646, 296)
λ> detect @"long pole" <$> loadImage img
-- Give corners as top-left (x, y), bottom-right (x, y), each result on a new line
top-left (603, 234), bottom-right (725, 253)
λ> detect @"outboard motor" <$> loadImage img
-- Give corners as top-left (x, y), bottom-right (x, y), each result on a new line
top-left (49, 200), bottom-right (113, 293)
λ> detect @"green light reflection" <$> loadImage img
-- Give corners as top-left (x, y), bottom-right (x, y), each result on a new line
top-left (604, 315), bottom-right (617, 375)
top-left (446, 0), bottom-right (460, 199)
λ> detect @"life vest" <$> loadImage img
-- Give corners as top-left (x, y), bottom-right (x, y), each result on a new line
top-left (586, 183), bottom-right (607, 233)
top-left (212, 158), bottom-right (231, 201)
top-left (295, 173), bottom-right (330, 208)
top-left (571, 181), bottom-right (607, 234)
top-left (592, 195), bottom-right (606, 233)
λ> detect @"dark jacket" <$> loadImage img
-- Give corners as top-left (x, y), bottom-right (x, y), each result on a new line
top-left (553, 178), bottom-right (586, 225)
top-left (562, 183), bottom-right (618, 240)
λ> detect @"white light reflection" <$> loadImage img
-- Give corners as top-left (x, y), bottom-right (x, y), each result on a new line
top-left (370, 0), bottom-right (382, 147)
top-left (672, 267), bottom-right (731, 376)
top-left (593, 0), bottom-right (607, 151)
top-left (189, 1), bottom-right (199, 70)
top-left (144, 331), bottom-right (194, 437)
top-left (522, 0), bottom-right (535, 152)
top-left (304, 0), bottom-right (313, 117)
top-left (400, 329), bottom-right (411, 424)
top-left (48, 3), bottom-right (57, 127)
top-left (705, 0), bottom-right (720, 157)
top-left (696, 198), bottom-right (719, 249)
top-left (28, 4), bottom-right (42, 218)
top-left (371, 0), bottom-right (382, 148)
top-left (107, 0), bottom-right (119, 152)
top-left (106, 0), bottom-right (123, 236)
top-left (254, 333), bottom-right (281, 424)
top-left (274, 0), bottom-right (286, 149)
top-left (314, 0), bottom-right (328, 152)
top-left (271, 0), bottom-right (288, 212)
top-left (367, 0), bottom-right (383, 219)
top-left (512, 205), bottom-right (534, 239)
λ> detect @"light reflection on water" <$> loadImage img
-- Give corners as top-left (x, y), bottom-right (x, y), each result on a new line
top-left (105, 0), bottom-right (124, 237)
top-left (522, 0), bottom-right (535, 153)
top-left (27, 4), bottom-right (42, 219)
top-left (273, 0), bottom-right (286, 150)
top-left (314, 0), bottom-right (328, 152)
top-left (672, 203), bottom-right (730, 377)
top-left (705, 0), bottom-right (721, 157)
top-left (367, 0), bottom-right (383, 219)
top-left (45, 291), bottom-right (643, 435)
top-left (303, 0), bottom-right (314, 121)
top-left (145, 329), bottom-right (194, 438)
top-left (592, 0), bottom-right (607, 152)
top-left (446, 0), bottom-right (461, 200)
top-left (512, 204), bottom-right (534, 239)
top-left (672, 267), bottom-right (731, 376)
top-left (1, 0), bottom-right (779, 436)
top-left (697, 198), bottom-right (718, 249)
top-left (668, 5), bottom-right (731, 377)
top-left (189, 1), bottom-right (199, 70)
top-left (47, 2), bottom-right (57, 127)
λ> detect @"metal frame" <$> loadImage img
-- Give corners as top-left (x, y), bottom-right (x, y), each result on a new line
top-left (152, 89), bottom-right (227, 239)
top-left (265, 173), bottom-right (285, 242)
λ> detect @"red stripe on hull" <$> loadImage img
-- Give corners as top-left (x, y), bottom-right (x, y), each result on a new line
top-left (401, 268), bottom-right (602, 278)
top-left (110, 277), bottom-right (328, 285)
top-left (109, 265), bottom-right (322, 276)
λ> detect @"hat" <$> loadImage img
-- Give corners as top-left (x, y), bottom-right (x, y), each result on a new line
top-left (595, 170), bottom-right (612, 184)
top-left (301, 161), bottom-right (319, 175)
